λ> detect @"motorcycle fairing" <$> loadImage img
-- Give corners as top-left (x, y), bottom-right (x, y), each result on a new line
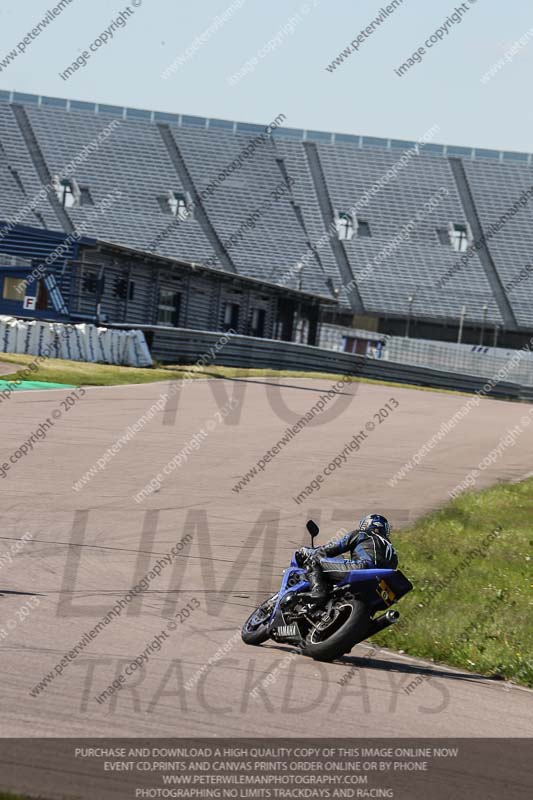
top-left (269, 560), bottom-right (412, 625)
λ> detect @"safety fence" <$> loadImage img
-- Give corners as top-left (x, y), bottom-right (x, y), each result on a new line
top-left (108, 324), bottom-right (533, 402)
top-left (384, 336), bottom-right (533, 387)
top-left (319, 323), bottom-right (533, 387)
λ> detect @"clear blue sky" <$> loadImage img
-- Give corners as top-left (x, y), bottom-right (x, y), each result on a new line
top-left (0, 0), bottom-right (531, 151)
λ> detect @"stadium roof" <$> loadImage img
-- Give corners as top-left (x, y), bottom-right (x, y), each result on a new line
top-left (0, 221), bottom-right (335, 304)
top-left (93, 238), bottom-right (337, 303)
top-left (1, 89), bottom-right (531, 167)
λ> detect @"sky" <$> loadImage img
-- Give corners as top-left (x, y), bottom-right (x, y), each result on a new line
top-left (0, 0), bottom-right (532, 152)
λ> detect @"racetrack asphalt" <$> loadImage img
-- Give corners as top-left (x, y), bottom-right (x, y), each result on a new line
top-left (0, 376), bottom-right (532, 742)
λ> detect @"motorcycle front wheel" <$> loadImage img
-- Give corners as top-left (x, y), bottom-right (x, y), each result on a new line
top-left (241, 594), bottom-right (278, 646)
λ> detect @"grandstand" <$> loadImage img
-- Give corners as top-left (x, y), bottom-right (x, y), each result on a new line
top-left (1, 89), bottom-right (533, 348)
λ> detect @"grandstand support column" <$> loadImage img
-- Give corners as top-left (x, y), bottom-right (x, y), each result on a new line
top-left (243, 283), bottom-right (251, 335)
top-left (277, 297), bottom-right (296, 341)
top-left (214, 282), bottom-right (223, 330)
top-left (307, 302), bottom-right (319, 346)
top-left (11, 104), bottom-right (76, 236)
top-left (405, 293), bottom-right (416, 337)
top-left (448, 157), bottom-right (517, 331)
top-left (157, 124), bottom-right (238, 275)
top-left (124, 264), bottom-right (133, 322)
top-left (152, 269), bottom-right (162, 327)
top-left (183, 271), bottom-right (192, 328)
top-left (302, 141), bottom-right (365, 314)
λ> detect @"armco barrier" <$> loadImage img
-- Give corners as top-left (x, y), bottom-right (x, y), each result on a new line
top-left (108, 324), bottom-right (533, 402)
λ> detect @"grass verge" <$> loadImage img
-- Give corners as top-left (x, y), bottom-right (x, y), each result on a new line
top-left (374, 478), bottom-right (533, 687)
top-left (0, 352), bottom-right (476, 395)
top-left (0, 353), bottom-right (174, 387)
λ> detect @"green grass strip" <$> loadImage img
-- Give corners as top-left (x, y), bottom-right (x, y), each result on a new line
top-left (375, 478), bottom-right (533, 687)
top-left (0, 352), bottom-right (475, 396)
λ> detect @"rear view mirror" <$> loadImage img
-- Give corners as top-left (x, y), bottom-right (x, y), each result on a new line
top-left (306, 520), bottom-right (319, 542)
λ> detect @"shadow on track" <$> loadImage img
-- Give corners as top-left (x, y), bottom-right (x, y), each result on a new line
top-left (264, 642), bottom-right (498, 685)
top-left (164, 367), bottom-right (357, 396)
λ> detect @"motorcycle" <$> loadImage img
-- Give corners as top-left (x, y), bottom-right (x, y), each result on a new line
top-left (242, 520), bottom-right (413, 661)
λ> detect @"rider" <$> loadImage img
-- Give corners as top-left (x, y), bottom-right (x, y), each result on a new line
top-left (297, 514), bottom-right (398, 607)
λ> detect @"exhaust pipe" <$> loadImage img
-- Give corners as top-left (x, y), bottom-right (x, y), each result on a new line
top-left (368, 609), bottom-right (400, 636)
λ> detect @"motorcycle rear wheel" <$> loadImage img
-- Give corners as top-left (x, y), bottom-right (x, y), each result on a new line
top-left (300, 595), bottom-right (370, 662)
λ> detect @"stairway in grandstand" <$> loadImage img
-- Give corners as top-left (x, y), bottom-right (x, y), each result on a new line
top-left (303, 140), bottom-right (364, 313)
top-left (448, 157), bottom-right (516, 328)
top-left (157, 123), bottom-right (238, 274)
top-left (11, 104), bottom-right (75, 235)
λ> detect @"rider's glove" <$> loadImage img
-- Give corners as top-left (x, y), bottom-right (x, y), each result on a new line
top-left (295, 547), bottom-right (312, 566)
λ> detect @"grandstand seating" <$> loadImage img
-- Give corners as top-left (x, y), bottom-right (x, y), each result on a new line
top-left (171, 126), bottom-right (312, 286)
top-left (21, 105), bottom-right (215, 264)
top-left (0, 91), bottom-right (532, 329)
top-left (0, 104), bottom-right (58, 230)
top-left (274, 138), bottom-right (352, 305)
top-left (316, 142), bottom-right (501, 323)
top-left (463, 160), bottom-right (533, 329)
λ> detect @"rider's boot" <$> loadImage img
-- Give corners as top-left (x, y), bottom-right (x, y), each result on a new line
top-left (299, 563), bottom-right (328, 609)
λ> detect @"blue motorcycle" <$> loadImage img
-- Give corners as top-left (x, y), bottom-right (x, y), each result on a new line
top-left (242, 520), bottom-right (413, 661)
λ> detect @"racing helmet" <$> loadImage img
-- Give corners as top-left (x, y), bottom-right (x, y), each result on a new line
top-left (358, 513), bottom-right (391, 537)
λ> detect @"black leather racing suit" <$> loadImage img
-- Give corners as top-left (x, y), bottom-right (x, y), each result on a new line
top-left (301, 528), bottom-right (398, 603)
top-left (316, 528), bottom-right (398, 571)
